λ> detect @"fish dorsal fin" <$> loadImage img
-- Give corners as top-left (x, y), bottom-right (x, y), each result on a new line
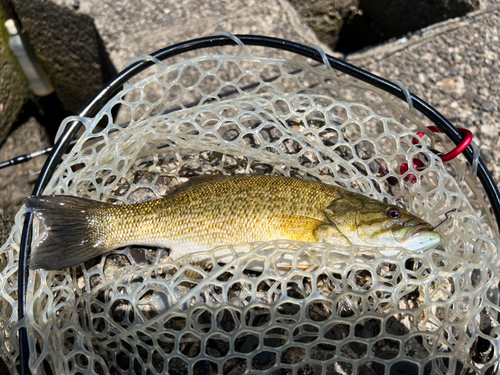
top-left (168, 174), bottom-right (232, 197)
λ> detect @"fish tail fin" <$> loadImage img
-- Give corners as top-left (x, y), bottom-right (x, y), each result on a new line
top-left (25, 195), bottom-right (112, 270)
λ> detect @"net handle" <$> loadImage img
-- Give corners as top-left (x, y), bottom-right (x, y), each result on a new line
top-left (18, 34), bottom-right (500, 375)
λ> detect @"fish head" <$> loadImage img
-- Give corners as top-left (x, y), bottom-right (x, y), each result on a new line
top-left (325, 195), bottom-right (441, 252)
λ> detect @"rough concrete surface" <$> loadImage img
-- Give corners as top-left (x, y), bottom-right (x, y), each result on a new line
top-left (51, 0), bottom-right (334, 70)
top-left (0, 8), bottom-right (31, 145)
top-left (290, 0), bottom-right (480, 53)
top-left (0, 1), bottom-right (499, 374)
top-left (346, 4), bottom-right (500, 187)
top-left (0, 209), bottom-right (11, 248)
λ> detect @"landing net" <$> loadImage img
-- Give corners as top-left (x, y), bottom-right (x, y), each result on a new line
top-left (0, 41), bottom-right (499, 375)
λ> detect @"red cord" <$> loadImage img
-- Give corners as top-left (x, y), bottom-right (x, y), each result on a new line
top-left (413, 127), bottom-right (473, 162)
top-left (381, 127), bottom-right (473, 184)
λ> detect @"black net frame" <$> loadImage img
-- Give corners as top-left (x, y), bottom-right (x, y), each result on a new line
top-left (16, 35), bottom-right (500, 375)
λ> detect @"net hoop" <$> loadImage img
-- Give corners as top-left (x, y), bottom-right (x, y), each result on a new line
top-left (13, 35), bottom-right (500, 375)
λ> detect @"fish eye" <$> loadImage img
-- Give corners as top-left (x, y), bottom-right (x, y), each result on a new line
top-left (386, 207), bottom-right (402, 219)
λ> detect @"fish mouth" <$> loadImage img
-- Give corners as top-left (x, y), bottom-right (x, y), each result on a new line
top-left (392, 222), bottom-right (435, 243)
top-left (404, 223), bottom-right (434, 240)
top-left (390, 222), bottom-right (441, 251)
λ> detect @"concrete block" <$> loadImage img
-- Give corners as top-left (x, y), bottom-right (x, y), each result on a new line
top-left (53, 0), bottom-right (334, 70)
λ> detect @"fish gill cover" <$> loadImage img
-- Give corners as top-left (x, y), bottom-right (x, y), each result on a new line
top-left (0, 42), bottom-right (498, 374)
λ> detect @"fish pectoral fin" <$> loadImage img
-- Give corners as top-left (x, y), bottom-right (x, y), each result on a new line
top-left (282, 217), bottom-right (329, 242)
top-left (313, 224), bottom-right (352, 246)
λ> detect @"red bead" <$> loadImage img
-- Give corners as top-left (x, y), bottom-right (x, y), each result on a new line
top-left (378, 158), bottom-right (425, 185)
top-left (400, 158), bottom-right (426, 183)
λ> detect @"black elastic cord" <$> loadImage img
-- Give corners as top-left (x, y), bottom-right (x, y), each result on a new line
top-left (18, 35), bottom-right (500, 374)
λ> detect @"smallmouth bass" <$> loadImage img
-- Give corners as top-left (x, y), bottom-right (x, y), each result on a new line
top-left (25, 175), bottom-right (441, 270)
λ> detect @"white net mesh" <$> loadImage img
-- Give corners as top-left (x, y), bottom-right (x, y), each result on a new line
top-left (0, 43), bottom-right (499, 375)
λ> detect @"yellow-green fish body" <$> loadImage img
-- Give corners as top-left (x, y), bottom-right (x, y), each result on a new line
top-left (26, 175), bottom-right (441, 270)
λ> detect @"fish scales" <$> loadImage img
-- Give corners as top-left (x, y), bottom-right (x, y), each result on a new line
top-left (104, 175), bottom-right (341, 252)
top-left (25, 175), bottom-right (441, 270)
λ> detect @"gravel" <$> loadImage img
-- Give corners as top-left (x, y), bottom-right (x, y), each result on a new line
top-left (482, 99), bottom-right (495, 112)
